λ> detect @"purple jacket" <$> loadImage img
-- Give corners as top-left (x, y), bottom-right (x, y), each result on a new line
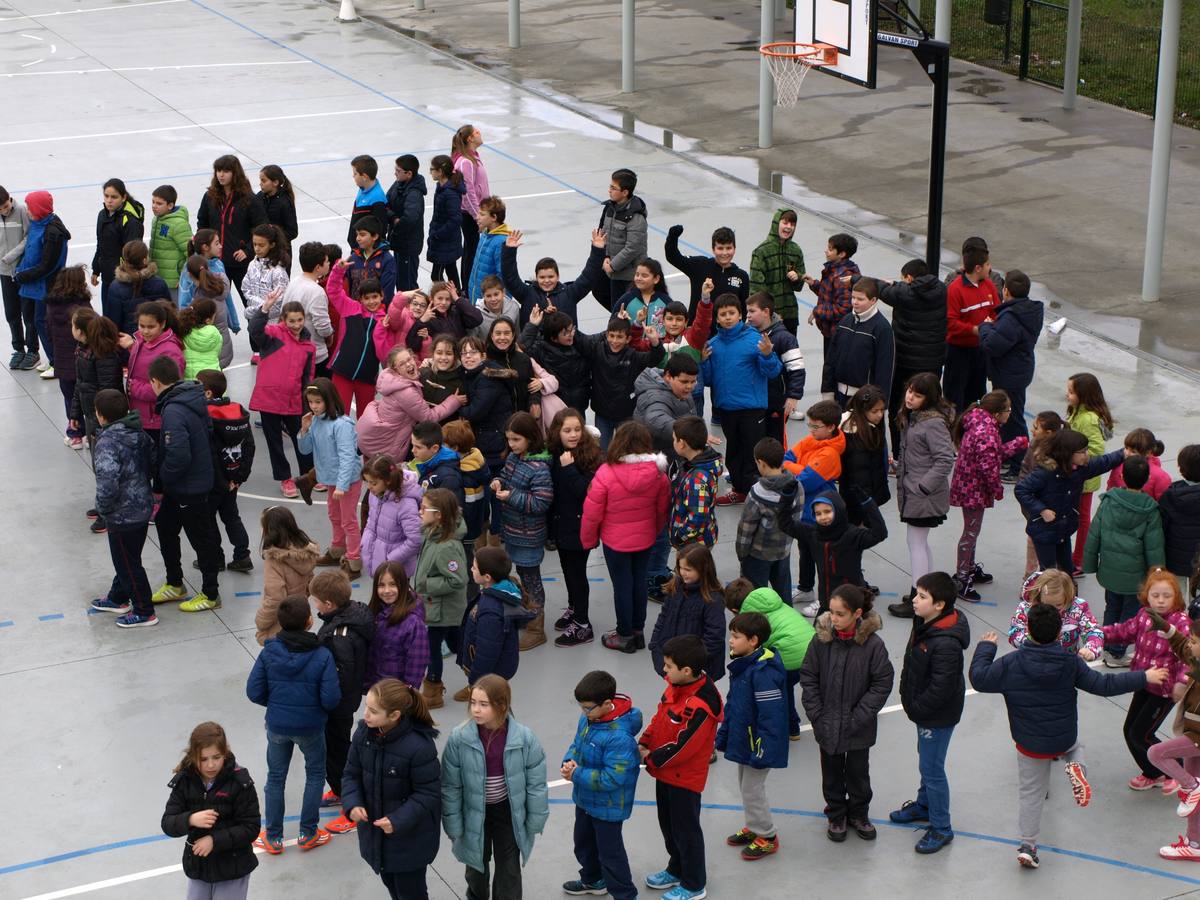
top-left (950, 407), bottom-right (1028, 510)
top-left (363, 601), bottom-right (429, 691)
top-left (360, 470), bottom-right (424, 578)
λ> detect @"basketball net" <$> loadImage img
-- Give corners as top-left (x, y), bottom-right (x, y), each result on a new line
top-left (761, 43), bottom-right (837, 108)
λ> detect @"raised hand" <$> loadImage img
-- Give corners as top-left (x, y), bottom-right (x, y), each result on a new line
top-left (591, 228), bottom-right (607, 249)
top-left (506, 230), bottom-right (523, 248)
top-left (702, 277), bottom-right (714, 297)
top-left (980, 630), bottom-right (999, 644)
top-left (529, 304), bottom-right (544, 325)
top-left (635, 306), bottom-right (647, 324)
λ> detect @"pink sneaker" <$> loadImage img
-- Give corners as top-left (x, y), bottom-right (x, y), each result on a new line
top-left (1160, 835), bottom-right (1200, 861)
top-left (281, 479), bottom-right (299, 499)
top-left (1177, 781), bottom-right (1200, 817)
top-left (1130, 773), bottom-right (1166, 791)
top-left (1163, 779), bottom-right (1181, 796)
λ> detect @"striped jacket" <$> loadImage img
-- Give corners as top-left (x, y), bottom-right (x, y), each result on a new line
top-left (736, 473), bottom-right (799, 562)
top-left (760, 314), bottom-right (806, 410)
top-left (498, 451), bottom-right (553, 550)
top-left (716, 647), bottom-right (789, 768)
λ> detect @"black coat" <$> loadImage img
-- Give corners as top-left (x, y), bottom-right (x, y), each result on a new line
top-left (521, 321), bottom-right (591, 413)
top-left (782, 490), bottom-right (887, 606)
top-left (900, 608), bottom-right (970, 728)
top-left (876, 274), bottom-right (947, 373)
top-left (664, 224), bottom-right (750, 325)
top-left (257, 190), bottom-right (298, 242)
top-left (341, 719), bottom-right (442, 874)
top-left (156, 380), bottom-right (215, 496)
top-left (549, 455), bottom-right (596, 550)
top-left (160, 757), bottom-right (260, 883)
top-left (43, 293), bottom-right (88, 378)
top-left (501, 243), bottom-right (605, 327)
top-left (316, 601), bottom-right (377, 719)
top-left (71, 346), bottom-right (126, 432)
top-left (979, 296), bottom-right (1043, 389)
top-left (426, 180), bottom-right (465, 264)
top-left (800, 611), bottom-right (894, 753)
top-left (461, 362), bottom-right (517, 466)
top-left (839, 425), bottom-right (891, 522)
top-left (92, 201), bottom-right (145, 282)
top-left (196, 192), bottom-right (268, 270)
top-left (385, 174), bottom-right (427, 257)
top-left (648, 581), bottom-right (727, 682)
top-left (1160, 480), bottom-right (1200, 577)
top-left (577, 332), bottom-right (665, 422)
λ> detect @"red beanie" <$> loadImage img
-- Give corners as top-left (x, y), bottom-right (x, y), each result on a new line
top-left (26, 191), bottom-right (54, 220)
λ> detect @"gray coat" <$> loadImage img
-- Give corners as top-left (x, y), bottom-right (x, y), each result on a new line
top-left (0, 200), bottom-right (30, 277)
top-left (599, 196), bottom-right (648, 281)
top-left (896, 408), bottom-right (955, 521)
top-left (634, 367), bottom-right (696, 455)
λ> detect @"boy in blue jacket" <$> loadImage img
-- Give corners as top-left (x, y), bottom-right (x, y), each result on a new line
top-left (717, 612), bottom-right (788, 861)
top-left (247, 596), bottom-right (342, 854)
top-left (969, 602), bottom-right (1167, 870)
top-left (560, 670), bottom-right (643, 899)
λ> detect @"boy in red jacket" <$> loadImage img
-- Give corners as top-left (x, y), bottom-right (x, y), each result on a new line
top-left (943, 243), bottom-right (999, 415)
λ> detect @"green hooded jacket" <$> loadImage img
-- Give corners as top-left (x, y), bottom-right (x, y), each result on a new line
top-left (749, 208), bottom-right (806, 323)
top-left (413, 518), bottom-right (469, 627)
top-left (1082, 487), bottom-right (1165, 594)
top-left (149, 205), bottom-right (193, 289)
top-left (742, 586), bottom-right (816, 671)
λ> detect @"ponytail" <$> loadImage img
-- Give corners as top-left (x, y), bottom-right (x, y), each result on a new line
top-left (368, 678), bottom-right (436, 730)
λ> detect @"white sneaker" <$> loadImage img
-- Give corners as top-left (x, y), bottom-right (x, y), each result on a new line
top-left (39, 366), bottom-right (55, 380)
top-left (1177, 782), bottom-right (1200, 818)
top-left (801, 600), bottom-right (820, 618)
top-left (791, 589), bottom-right (814, 606)
top-left (35, 359), bottom-right (51, 372)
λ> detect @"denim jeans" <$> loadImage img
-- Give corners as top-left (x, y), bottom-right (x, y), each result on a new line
top-left (264, 728), bottom-right (327, 840)
top-left (594, 413), bottom-right (619, 451)
top-left (740, 555), bottom-right (792, 601)
top-left (691, 376), bottom-right (705, 421)
top-left (603, 544), bottom-right (650, 636)
top-left (914, 724), bottom-right (955, 833)
top-left (647, 524), bottom-right (671, 582)
top-left (1103, 589), bottom-right (1141, 656)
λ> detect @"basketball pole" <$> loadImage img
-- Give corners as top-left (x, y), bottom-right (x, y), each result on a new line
top-left (758, 0), bottom-right (775, 149)
top-left (1062, 0), bottom-right (1082, 109)
top-left (622, 0), bottom-right (635, 92)
top-left (1141, 0), bottom-right (1181, 302)
top-left (508, 0), bottom-right (520, 49)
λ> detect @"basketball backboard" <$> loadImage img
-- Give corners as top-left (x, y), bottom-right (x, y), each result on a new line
top-left (794, 0), bottom-right (879, 88)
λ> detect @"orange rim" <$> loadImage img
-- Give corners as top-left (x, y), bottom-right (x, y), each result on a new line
top-left (759, 42), bottom-right (837, 65)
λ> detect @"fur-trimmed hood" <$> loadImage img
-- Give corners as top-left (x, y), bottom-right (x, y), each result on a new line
top-left (618, 451), bottom-right (669, 471)
top-left (115, 260), bottom-right (159, 283)
top-left (813, 609), bottom-right (883, 645)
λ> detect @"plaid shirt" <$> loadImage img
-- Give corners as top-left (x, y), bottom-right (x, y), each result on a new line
top-left (811, 258), bottom-right (860, 338)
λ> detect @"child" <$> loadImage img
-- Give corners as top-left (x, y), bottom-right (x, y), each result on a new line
top-left (361, 454), bottom-right (423, 578)
top-left (667, 223), bottom-right (750, 327)
top-left (737, 439), bottom-right (798, 599)
top-left (804, 233), bottom-right (860, 353)
top-left (581, 421), bottom-right (671, 653)
top-left (147, 186), bottom-right (191, 303)
top-left (43, 265), bottom-right (91, 447)
top-left (745, 292), bottom-right (806, 444)
top-left (348, 154), bottom-right (390, 249)
top-left (257, 165), bottom-right (299, 261)
top-left (88, 389), bottom-right (157, 628)
top-left (649, 543), bottom-right (728, 682)
top-left (1067, 372), bottom-right (1115, 571)
top-left (1161, 444), bottom-right (1200, 581)
top-left (1108, 427), bottom-right (1171, 500)
top-left (943, 242), bottom-right (999, 415)
top-left (597, 168), bottom-right (647, 307)
top-left (890, 571), bottom-right (968, 854)
top-left (717, 611), bottom-right (788, 861)
top-left (560, 670), bottom-right (642, 899)
top-left (427, 154), bottom-right (465, 287)
top-left (121, 300), bottom-right (184, 447)
top-left (178, 298), bottom-right (223, 379)
top-left (473, 274), bottom-right (521, 338)
top-left (783, 490), bottom-right (887, 617)
top-left (1009, 569), bottom-right (1104, 660)
top-left (348, 216), bottom-right (396, 302)
top-left (889, 373), bottom-right (955, 618)
top-left (838, 385), bottom-right (890, 527)
top-left (298, 378), bottom-right (363, 576)
top-left (411, 421), bottom-right (465, 505)
top-left (638, 634), bottom-right (723, 899)
top-left (255, 506), bottom-right (320, 645)
top-left (452, 125), bottom-right (490, 283)
top-left (409, 280), bottom-right (482, 347)
top-left (414, 488), bottom-right (469, 707)
top-left (501, 227), bottom-right (606, 326)
top-left (341, 678), bottom-right (441, 898)
top-left (69, 308), bottom-right (124, 492)
top-left (92, 180), bottom-right (145, 319)
top-left (356, 346), bottom-right (463, 466)
top-left (1101, 569), bottom-right (1189, 790)
top-left (547, 408), bottom-right (603, 646)
top-left (279, 241), bottom-right (331, 375)
top-left (702, 295), bottom-right (782, 503)
top-left (0, 187), bottom-right (33, 370)
top-left (180, 229), bottom-right (239, 338)
top-left (520, 304), bottom-right (591, 414)
top-left (248, 295), bottom-right (316, 498)
top-left (820, 277), bottom-right (895, 411)
top-left (749, 209), bottom-right (805, 334)
top-left (183, 255), bottom-right (233, 367)
top-left (669, 415), bottom-right (724, 552)
top-left (799, 585), bottom-right (894, 843)
top-left (420, 336), bottom-right (465, 413)
top-left (970, 603), bottom-right (1166, 869)
top-left (581, 315), bottom-right (664, 449)
top-left (949, 390), bottom-right (1028, 601)
top-left (161, 722), bottom-right (259, 900)
top-left (441, 673), bottom-right (549, 900)
top-left (1085, 456), bottom-right (1167, 667)
top-left (635, 352), bottom-right (703, 458)
top-left (783, 399), bottom-right (846, 615)
top-left (385, 154), bottom-right (427, 291)
top-left (13, 189), bottom-right (69, 373)
top-left (458, 335), bottom-right (517, 511)
top-left (466, 196), bottom-right (512, 301)
top-left (364, 561), bottom-right (430, 691)
top-left (614, 258), bottom-right (671, 337)
top-left (1015, 428), bottom-right (1125, 573)
top-left (246, 596), bottom-right (341, 854)
top-left (109, 239), bottom-right (171, 334)
top-left (310, 569), bottom-right (376, 835)
top-left (196, 369), bottom-right (254, 573)
top-left (492, 412), bottom-right (553, 649)
top-left (326, 259), bottom-right (387, 416)
top-left (1018, 411), bottom-right (1066, 574)
top-left (196, 156), bottom-right (268, 307)
top-left (462, 545), bottom-right (537, 688)
top-left (243, 223), bottom-right (292, 342)
top-left (444, 420), bottom-right (488, 570)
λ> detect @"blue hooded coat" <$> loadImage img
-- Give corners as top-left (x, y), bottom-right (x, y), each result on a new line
top-left (562, 695), bottom-right (643, 822)
top-left (716, 646), bottom-right (789, 768)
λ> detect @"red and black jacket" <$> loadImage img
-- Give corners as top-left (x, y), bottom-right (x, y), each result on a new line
top-left (639, 673), bottom-right (723, 793)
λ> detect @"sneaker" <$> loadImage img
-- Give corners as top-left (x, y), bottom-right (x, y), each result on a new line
top-left (553, 607), bottom-right (575, 631)
top-left (740, 834), bottom-right (778, 860)
top-left (253, 831), bottom-right (283, 855)
top-left (35, 358), bottom-right (51, 372)
top-left (151, 583), bottom-right (188, 604)
top-left (313, 483), bottom-right (329, 493)
top-left (971, 563), bottom-right (994, 584)
top-left (17, 352), bottom-right (39, 370)
top-left (296, 829), bottom-right (331, 851)
top-left (725, 827), bottom-right (756, 846)
top-left (562, 879), bottom-right (609, 895)
top-left (321, 790), bottom-right (341, 808)
top-left (8, 351), bottom-right (23, 369)
top-left (826, 819), bottom-right (847, 842)
top-left (647, 574), bottom-right (671, 603)
top-left (1160, 835), bottom-right (1200, 861)
top-left (89, 516), bottom-right (107, 535)
top-left (790, 588), bottom-right (814, 606)
top-left (645, 869), bottom-right (681, 890)
top-left (1016, 842), bottom-right (1039, 868)
top-left (915, 828), bottom-right (954, 854)
top-left (227, 557), bottom-right (254, 573)
top-left (601, 630), bottom-right (638, 654)
top-left (800, 600), bottom-right (820, 618)
top-left (91, 598), bottom-right (132, 614)
top-left (1177, 781), bottom-right (1200, 817)
top-left (1130, 773), bottom-right (1166, 791)
top-left (150, 500), bottom-right (160, 524)
top-left (115, 612), bottom-right (158, 628)
top-left (324, 813), bottom-right (357, 834)
top-left (714, 491), bottom-right (746, 506)
top-left (662, 887), bottom-right (706, 900)
top-left (555, 621), bottom-right (594, 647)
top-left (65, 436), bottom-right (84, 450)
top-left (1065, 761), bottom-right (1091, 807)
top-left (193, 558), bottom-right (227, 572)
top-left (180, 592), bottom-right (221, 612)
top-left (1103, 650), bottom-right (1132, 669)
top-left (280, 478), bottom-right (299, 499)
top-left (956, 584), bottom-right (981, 603)
top-left (889, 800), bottom-right (930, 824)
top-left (1163, 779), bottom-right (1180, 795)
top-left (999, 470), bottom-right (1020, 484)
top-left (86, 508), bottom-right (100, 519)
top-left (39, 366), bottom-right (56, 380)
top-left (850, 818), bottom-right (876, 840)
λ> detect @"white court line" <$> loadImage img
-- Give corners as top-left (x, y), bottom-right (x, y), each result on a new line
top-left (237, 491), bottom-right (308, 506)
top-left (1, 60), bottom-right (310, 78)
top-left (0, 0), bottom-right (185, 22)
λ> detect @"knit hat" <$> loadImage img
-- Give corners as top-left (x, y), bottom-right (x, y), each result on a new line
top-left (26, 191), bottom-right (53, 220)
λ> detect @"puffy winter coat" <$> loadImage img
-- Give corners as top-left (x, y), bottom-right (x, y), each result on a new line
top-left (462, 580), bottom-right (534, 682)
top-left (111, 263), bottom-right (171, 334)
top-left (950, 406), bottom-right (1029, 510)
top-left (298, 414), bottom-right (359, 493)
top-left (361, 471), bottom-right (424, 578)
top-left (749, 209), bottom-right (806, 323)
top-left (0, 199), bottom-right (29, 278)
top-left (735, 473), bottom-right (797, 562)
top-left (93, 412), bottom-right (155, 528)
top-left (15, 214), bottom-right (70, 302)
top-left (363, 602), bottom-right (429, 691)
top-left (799, 611), bottom-right (894, 753)
top-left (1067, 406), bottom-right (1110, 494)
top-left (161, 757), bottom-right (259, 884)
top-left (1082, 488), bottom-right (1165, 593)
top-left (970, 639), bottom-right (1145, 755)
top-left (357, 368), bottom-right (462, 464)
top-left (741, 587), bottom-right (815, 671)
top-left (577, 332), bottom-right (665, 422)
top-left (700, 321), bottom-right (782, 412)
top-left (639, 673), bottom-right (724, 793)
top-left (598, 195), bottom-right (648, 282)
top-left (838, 414), bottom-right (890, 521)
top-left (247, 310), bottom-right (315, 416)
top-left (43, 292), bottom-right (88, 376)
top-left (562, 696), bottom-right (642, 822)
top-left (1108, 454), bottom-right (1172, 501)
top-left (1103, 609), bottom-right (1190, 699)
top-left (125, 328), bottom-right (184, 430)
top-left (820, 305), bottom-right (895, 399)
top-left (183, 325), bottom-right (223, 379)
top-left (634, 367), bottom-right (697, 455)
top-left (257, 543), bottom-right (320, 645)
top-left (784, 430), bottom-right (845, 521)
top-left (716, 647), bottom-right (789, 768)
top-left (342, 718), bottom-right (441, 873)
top-left (426, 179), bottom-right (466, 264)
top-left (877, 273), bottom-right (947, 372)
top-left (246, 630), bottom-right (341, 735)
top-left (316, 600), bottom-right (377, 719)
top-left (979, 296), bottom-right (1043, 388)
top-left (92, 198), bottom-right (145, 283)
top-left (761, 314), bottom-right (807, 409)
top-left (348, 242), bottom-right (397, 302)
top-left (258, 191), bottom-right (298, 243)
top-left (196, 191), bottom-right (267, 271)
top-left (648, 582), bottom-right (728, 682)
top-left (669, 448), bottom-right (724, 548)
top-left (385, 173), bottom-right (428, 257)
top-left (1008, 596), bottom-right (1104, 658)
top-left (580, 454), bottom-right (671, 552)
top-left (501, 243), bottom-right (605, 327)
top-left (71, 346), bottom-right (125, 435)
top-left (413, 446), bottom-right (465, 508)
top-left (549, 455), bottom-right (596, 550)
top-left (498, 451), bottom-right (553, 555)
top-left (441, 714), bottom-right (548, 872)
top-left (468, 225), bottom-right (513, 302)
top-left (520, 322), bottom-right (591, 413)
top-left (1015, 450), bottom-right (1126, 543)
top-left (896, 408), bottom-right (955, 521)
top-left (413, 520), bottom-right (469, 628)
top-left (156, 379), bottom-right (214, 496)
top-left (1160, 480), bottom-right (1200, 576)
top-left (459, 362), bottom-right (517, 466)
top-left (900, 608), bottom-right (970, 728)
top-left (784, 491), bottom-right (887, 606)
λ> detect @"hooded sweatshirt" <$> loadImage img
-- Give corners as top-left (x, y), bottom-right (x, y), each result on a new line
top-left (783, 490), bottom-right (887, 607)
top-left (1082, 487), bottom-right (1166, 594)
top-left (736, 473), bottom-right (798, 562)
top-left (634, 367), bottom-right (696, 455)
top-left (979, 295), bottom-right (1043, 388)
top-left (463, 579), bottom-right (534, 682)
top-left (93, 411), bottom-right (155, 528)
top-left (749, 209), bottom-right (806, 323)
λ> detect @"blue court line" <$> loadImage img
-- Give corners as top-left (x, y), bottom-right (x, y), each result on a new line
top-left (234, 591), bottom-right (261, 598)
top-left (38, 613), bottom-right (64, 621)
top-left (0, 620), bottom-right (12, 628)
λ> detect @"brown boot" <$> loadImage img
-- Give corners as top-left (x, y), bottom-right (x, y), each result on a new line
top-left (315, 545), bottom-right (345, 567)
top-left (453, 684), bottom-right (472, 702)
top-left (421, 679), bottom-right (445, 710)
top-left (519, 610), bottom-right (547, 651)
top-left (296, 469), bottom-right (317, 506)
top-left (340, 556), bottom-right (362, 578)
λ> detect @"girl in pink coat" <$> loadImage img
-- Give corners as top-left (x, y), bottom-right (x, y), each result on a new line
top-left (360, 455), bottom-right (424, 578)
top-left (451, 124), bottom-right (490, 287)
top-left (375, 291), bottom-right (429, 363)
top-left (580, 421), bottom-right (670, 654)
top-left (324, 258), bottom-right (387, 417)
top-left (356, 346), bottom-right (463, 463)
top-left (1107, 428), bottom-right (1172, 501)
top-left (121, 300), bottom-right (184, 438)
top-left (949, 390), bottom-right (1028, 601)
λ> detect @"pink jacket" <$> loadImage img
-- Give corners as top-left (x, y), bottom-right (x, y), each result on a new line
top-left (375, 294), bottom-right (428, 362)
top-left (1103, 607), bottom-right (1191, 698)
top-left (249, 321), bottom-right (317, 416)
top-left (452, 152), bottom-right (490, 216)
top-left (1107, 454), bottom-right (1172, 501)
top-left (356, 368), bottom-right (462, 461)
top-left (580, 453), bottom-right (670, 552)
top-left (950, 407), bottom-right (1028, 510)
top-left (125, 329), bottom-right (184, 430)
top-left (327, 260), bottom-right (387, 361)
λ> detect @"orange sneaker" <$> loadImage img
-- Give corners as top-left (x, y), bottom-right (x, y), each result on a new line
top-left (325, 814), bottom-right (358, 834)
top-left (297, 828), bottom-right (331, 851)
top-left (253, 830), bottom-right (283, 855)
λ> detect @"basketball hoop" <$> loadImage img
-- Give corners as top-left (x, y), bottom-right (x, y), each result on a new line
top-left (760, 42), bottom-right (838, 107)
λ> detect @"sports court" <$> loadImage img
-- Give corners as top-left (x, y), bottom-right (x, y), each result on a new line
top-left (2, 0), bottom-right (1199, 897)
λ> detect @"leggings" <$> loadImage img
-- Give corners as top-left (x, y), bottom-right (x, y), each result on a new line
top-left (431, 261), bottom-right (460, 290)
top-left (956, 507), bottom-right (986, 583)
top-left (559, 547), bottom-right (592, 624)
top-left (907, 525), bottom-right (934, 587)
top-left (1072, 490), bottom-right (1094, 570)
top-left (1124, 689), bottom-right (1176, 779)
top-left (1148, 736), bottom-right (1200, 793)
top-left (516, 564), bottom-right (545, 611)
